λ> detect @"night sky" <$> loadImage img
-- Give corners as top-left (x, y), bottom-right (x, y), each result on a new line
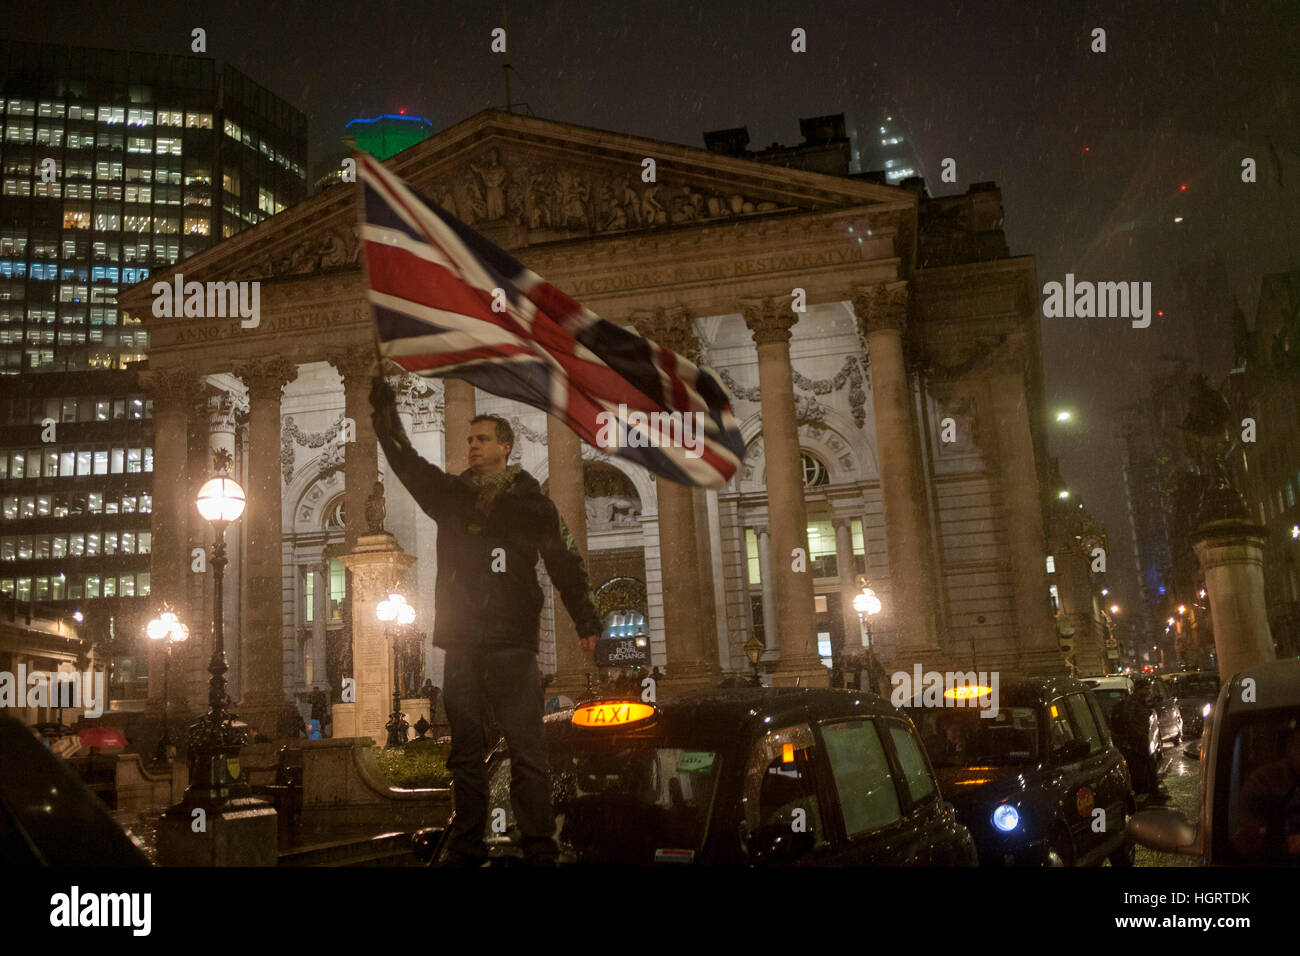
top-left (8, 0), bottom-right (1299, 627)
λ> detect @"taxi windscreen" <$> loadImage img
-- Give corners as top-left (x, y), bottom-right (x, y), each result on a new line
top-left (911, 707), bottom-right (1040, 767)
top-left (487, 743), bottom-right (722, 864)
top-left (1090, 689), bottom-right (1128, 725)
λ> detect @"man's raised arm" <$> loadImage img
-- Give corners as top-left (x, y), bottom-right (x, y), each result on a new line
top-left (370, 374), bottom-right (466, 524)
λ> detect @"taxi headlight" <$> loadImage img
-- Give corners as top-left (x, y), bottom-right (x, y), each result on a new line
top-left (1201, 703), bottom-right (1212, 719)
top-left (992, 804), bottom-right (1020, 833)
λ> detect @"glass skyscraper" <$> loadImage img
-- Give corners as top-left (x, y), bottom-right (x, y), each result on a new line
top-left (0, 41), bottom-right (306, 704)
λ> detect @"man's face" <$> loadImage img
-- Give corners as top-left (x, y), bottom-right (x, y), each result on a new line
top-left (467, 420), bottom-right (510, 474)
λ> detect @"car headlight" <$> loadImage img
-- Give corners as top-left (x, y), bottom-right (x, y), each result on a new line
top-left (992, 804), bottom-right (1020, 832)
top-left (1202, 703), bottom-right (1212, 718)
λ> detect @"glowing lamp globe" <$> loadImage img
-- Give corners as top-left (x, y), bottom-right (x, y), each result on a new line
top-left (853, 588), bottom-right (882, 616)
top-left (377, 593), bottom-right (414, 624)
top-left (196, 476), bottom-right (246, 523)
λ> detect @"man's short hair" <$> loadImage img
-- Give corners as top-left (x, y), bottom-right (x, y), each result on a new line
top-left (470, 413), bottom-right (514, 450)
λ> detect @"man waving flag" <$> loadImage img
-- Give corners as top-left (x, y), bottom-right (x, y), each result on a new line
top-left (356, 152), bottom-right (745, 488)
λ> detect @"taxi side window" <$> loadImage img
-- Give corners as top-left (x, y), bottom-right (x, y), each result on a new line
top-left (742, 723), bottom-right (826, 848)
top-left (1064, 693), bottom-right (1104, 756)
top-left (820, 719), bottom-right (902, 837)
top-left (886, 722), bottom-right (937, 805)
top-left (1047, 698), bottom-right (1077, 752)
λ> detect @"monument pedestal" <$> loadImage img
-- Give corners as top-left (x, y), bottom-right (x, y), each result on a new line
top-left (1194, 518), bottom-right (1277, 679)
top-left (340, 534), bottom-right (417, 747)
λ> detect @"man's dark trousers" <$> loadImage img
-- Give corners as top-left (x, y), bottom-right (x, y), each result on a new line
top-left (442, 644), bottom-right (557, 864)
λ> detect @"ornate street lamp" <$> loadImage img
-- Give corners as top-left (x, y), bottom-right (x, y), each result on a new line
top-left (188, 471), bottom-right (247, 799)
top-left (377, 593), bottom-right (415, 748)
top-left (852, 578), bottom-right (882, 648)
top-left (148, 610), bottom-right (189, 764)
top-left (743, 636), bottom-right (765, 686)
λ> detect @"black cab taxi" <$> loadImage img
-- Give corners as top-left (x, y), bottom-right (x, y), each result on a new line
top-left (1129, 657), bottom-right (1300, 865)
top-left (904, 675), bottom-right (1135, 866)
top-left (422, 687), bottom-right (978, 866)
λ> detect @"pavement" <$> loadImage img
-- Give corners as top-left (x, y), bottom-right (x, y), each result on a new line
top-left (1131, 736), bottom-right (1202, 867)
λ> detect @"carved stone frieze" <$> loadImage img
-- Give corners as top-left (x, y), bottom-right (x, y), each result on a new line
top-left (429, 145), bottom-right (794, 240)
top-left (385, 372), bottom-right (444, 430)
top-left (245, 224), bottom-right (361, 281)
top-left (281, 414), bottom-right (348, 484)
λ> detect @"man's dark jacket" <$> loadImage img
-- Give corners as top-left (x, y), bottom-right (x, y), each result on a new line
top-left (370, 377), bottom-right (601, 651)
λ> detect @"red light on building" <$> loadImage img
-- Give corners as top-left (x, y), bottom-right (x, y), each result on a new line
top-left (1179, 184), bottom-right (1188, 191)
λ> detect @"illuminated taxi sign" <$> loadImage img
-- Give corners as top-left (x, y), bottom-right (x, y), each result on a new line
top-left (944, 685), bottom-right (993, 702)
top-left (571, 701), bottom-right (656, 728)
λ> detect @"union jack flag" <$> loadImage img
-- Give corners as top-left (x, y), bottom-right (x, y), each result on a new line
top-left (357, 153), bottom-right (745, 488)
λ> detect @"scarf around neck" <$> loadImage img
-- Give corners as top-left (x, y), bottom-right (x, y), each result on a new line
top-left (467, 464), bottom-right (522, 515)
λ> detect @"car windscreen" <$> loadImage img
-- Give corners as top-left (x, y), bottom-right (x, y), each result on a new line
top-left (1223, 709), bottom-right (1300, 865)
top-left (487, 741), bottom-right (722, 864)
top-left (910, 707), bottom-right (1040, 767)
top-left (1091, 689), bottom-right (1128, 722)
top-left (1169, 675), bottom-right (1220, 698)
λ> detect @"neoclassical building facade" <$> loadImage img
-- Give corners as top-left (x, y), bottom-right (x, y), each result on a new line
top-left (119, 110), bottom-right (1064, 732)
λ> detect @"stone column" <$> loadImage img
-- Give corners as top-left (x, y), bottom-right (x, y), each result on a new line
top-left (546, 416), bottom-right (595, 699)
top-left (1194, 519), bottom-right (1276, 679)
top-left (233, 356), bottom-right (298, 734)
top-left (741, 297), bottom-right (826, 687)
top-left (312, 563), bottom-right (328, 689)
top-left (332, 351), bottom-right (380, 552)
top-left (754, 526), bottom-right (777, 656)
top-left (632, 306), bottom-right (718, 689)
top-left (851, 284), bottom-right (941, 667)
top-left (443, 379), bottom-right (475, 474)
top-left (833, 516), bottom-right (862, 656)
top-left (984, 337), bottom-right (1065, 675)
top-left (339, 534), bottom-right (416, 744)
top-left (142, 364), bottom-right (196, 706)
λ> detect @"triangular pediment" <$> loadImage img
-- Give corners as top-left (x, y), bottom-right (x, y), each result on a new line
top-left (119, 109), bottom-right (908, 306)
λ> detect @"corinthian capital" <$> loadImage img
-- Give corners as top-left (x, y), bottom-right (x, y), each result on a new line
top-left (630, 305), bottom-right (697, 356)
top-left (740, 296), bottom-right (798, 346)
top-left (851, 282), bottom-right (910, 337)
top-left (329, 348), bottom-right (378, 389)
top-left (235, 356), bottom-right (298, 400)
top-left (143, 363), bottom-right (200, 413)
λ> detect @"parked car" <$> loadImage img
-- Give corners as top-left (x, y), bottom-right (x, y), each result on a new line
top-left (905, 675), bottom-right (1135, 866)
top-left (0, 716), bottom-right (150, 866)
top-left (1129, 658), bottom-right (1300, 865)
top-left (1080, 675), bottom-right (1164, 755)
top-left (1161, 671), bottom-right (1221, 738)
top-left (419, 687), bottom-right (979, 866)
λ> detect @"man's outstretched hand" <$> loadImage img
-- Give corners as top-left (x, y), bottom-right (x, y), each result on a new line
top-left (579, 636), bottom-right (598, 653)
top-left (370, 374), bottom-right (401, 436)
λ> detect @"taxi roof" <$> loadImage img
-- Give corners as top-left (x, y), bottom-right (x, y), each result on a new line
top-left (548, 687), bottom-right (898, 750)
top-left (1220, 658), bottom-right (1300, 715)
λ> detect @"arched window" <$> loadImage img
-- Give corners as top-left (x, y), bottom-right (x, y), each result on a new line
top-left (324, 499), bottom-right (345, 530)
top-left (801, 452), bottom-right (829, 487)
